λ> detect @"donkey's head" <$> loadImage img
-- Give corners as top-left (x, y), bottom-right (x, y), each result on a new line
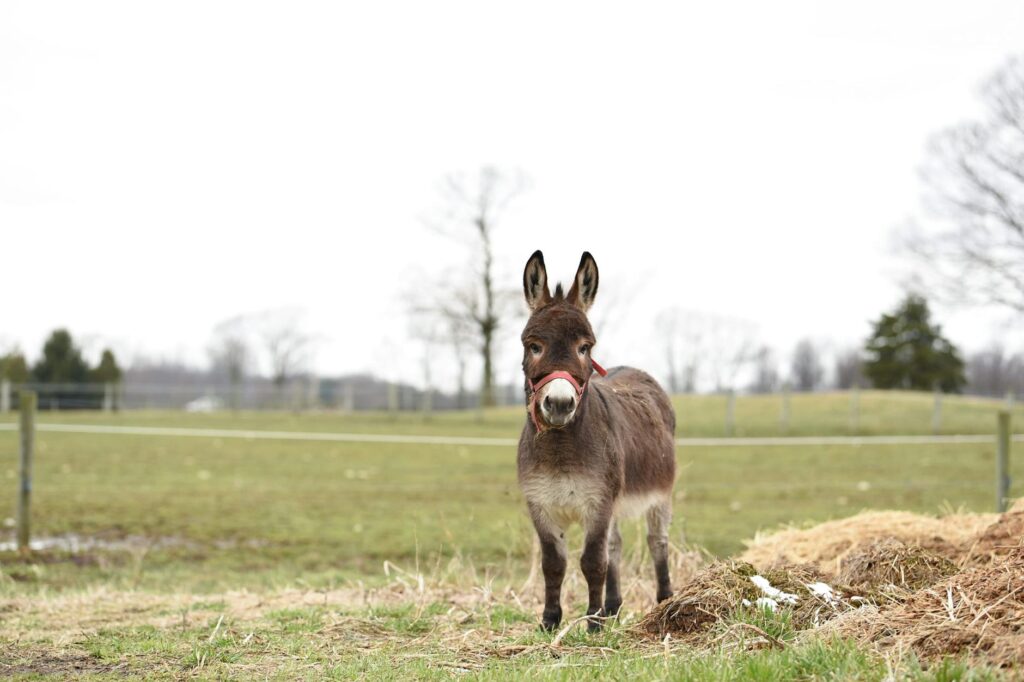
top-left (521, 251), bottom-right (602, 429)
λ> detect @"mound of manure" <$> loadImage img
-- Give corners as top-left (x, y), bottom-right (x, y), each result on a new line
top-left (838, 538), bottom-right (957, 592)
top-left (822, 547), bottom-right (1024, 668)
top-left (637, 561), bottom-right (858, 643)
top-left (965, 498), bottom-right (1024, 567)
top-left (739, 510), bottom-right (995, 574)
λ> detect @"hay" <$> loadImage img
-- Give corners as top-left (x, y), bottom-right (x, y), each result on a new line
top-left (637, 561), bottom-right (856, 643)
top-left (822, 548), bottom-right (1024, 667)
top-left (802, 502), bottom-right (1024, 667)
top-left (639, 500), bottom-right (1024, 663)
top-left (739, 510), bottom-right (997, 575)
top-left (965, 500), bottom-right (1024, 567)
top-left (838, 538), bottom-right (957, 592)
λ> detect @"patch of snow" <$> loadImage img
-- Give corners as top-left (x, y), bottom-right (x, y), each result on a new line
top-left (751, 575), bottom-right (799, 605)
top-left (806, 581), bottom-right (839, 605)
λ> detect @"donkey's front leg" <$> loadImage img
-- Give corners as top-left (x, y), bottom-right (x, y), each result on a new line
top-left (529, 504), bottom-right (568, 632)
top-left (580, 512), bottom-right (612, 632)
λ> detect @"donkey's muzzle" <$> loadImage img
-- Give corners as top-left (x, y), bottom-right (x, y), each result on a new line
top-left (538, 378), bottom-right (578, 426)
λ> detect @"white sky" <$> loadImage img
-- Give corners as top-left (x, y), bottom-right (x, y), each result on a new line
top-left (3, 1), bottom-right (1024, 389)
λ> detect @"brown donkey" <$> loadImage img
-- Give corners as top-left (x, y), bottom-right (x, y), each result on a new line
top-left (517, 250), bottom-right (677, 632)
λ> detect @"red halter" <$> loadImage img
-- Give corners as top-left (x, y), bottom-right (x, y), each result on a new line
top-left (528, 359), bottom-right (608, 433)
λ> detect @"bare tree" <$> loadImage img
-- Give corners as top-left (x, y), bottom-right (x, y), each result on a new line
top-left (424, 166), bottom-right (527, 406)
top-left (966, 344), bottom-right (1024, 397)
top-left (445, 310), bottom-right (475, 408)
top-left (259, 309), bottom-right (312, 403)
top-left (655, 308), bottom-right (756, 393)
top-left (208, 315), bottom-right (251, 410)
top-left (748, 345), bottom-right (779, 394)
top-left (704, 315), bottom-right (757, 393)
top-left (790, 338), bottom-right (824, 392)
top-left (413, 326), bottom-right (436, 414)
top-left (834, 348), bottom-right (865, 389)
top-left (654, 309), bottom-right (683, 394)
top-left (906, 56), bottom-right (1024, 314)
top-left (655, 308), bottom-right (705, 394)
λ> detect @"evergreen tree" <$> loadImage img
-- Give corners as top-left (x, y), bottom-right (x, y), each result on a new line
top-left (91, 349), bottom-right (122, 383)
top-left (32, 329), bottom-right (89, 383)
top-left (864, 295), bottom-right (966, 392)
top-left (0, 352), bottom-right (29, 382)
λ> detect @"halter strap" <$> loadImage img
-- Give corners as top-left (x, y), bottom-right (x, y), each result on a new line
top-left (528, 359), bottom-right (608, 433)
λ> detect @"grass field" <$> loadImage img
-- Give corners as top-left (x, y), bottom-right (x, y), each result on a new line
top-left (0, 390), bottom-right (1020, 678)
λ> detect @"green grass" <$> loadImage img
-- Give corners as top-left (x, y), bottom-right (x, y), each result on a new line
top-left (0, 392), bottom-right (1019, 592)
top-left (2, 599), bottom-right (1003, 680)
top-left (0, 391), bottom-right (1018, 679)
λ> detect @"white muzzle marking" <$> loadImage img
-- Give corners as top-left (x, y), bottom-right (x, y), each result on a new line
top-left (538, 377), bottom-right (578, 426)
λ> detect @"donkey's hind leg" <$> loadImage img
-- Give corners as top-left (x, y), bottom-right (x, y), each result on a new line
top-left (604, 520), bottom-right (623, 618)
top-left (645, 498), bottom-right (673, 602)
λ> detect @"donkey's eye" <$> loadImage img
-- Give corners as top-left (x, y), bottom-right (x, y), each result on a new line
top-left (579, 344), bottom-right (590, 356)
top-left (529, 343), bottom-right (542, 356)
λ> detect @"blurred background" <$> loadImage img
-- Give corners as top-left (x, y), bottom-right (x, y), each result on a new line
top-left (4, 2), bottom-right (1024, 411)
top-left (3, 0), bottom-right (1024, 580)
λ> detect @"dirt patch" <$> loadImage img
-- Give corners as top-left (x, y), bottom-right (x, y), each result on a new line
top-left (738, 510), bottom-right (996, 574)
top-left (0, 646), bottom-right (129, 677)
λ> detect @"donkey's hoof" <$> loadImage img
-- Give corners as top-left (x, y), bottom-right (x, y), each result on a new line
top-left (656, 589), bottom-right (673, 603)
top-left (540, 620), bottom-right (561, 633)
top-left (604, 600), bottom-right (623, 618)
top-left (585, 609), bottom-right (605, 633)
top-left (540, 610), bottom-right (561, 632)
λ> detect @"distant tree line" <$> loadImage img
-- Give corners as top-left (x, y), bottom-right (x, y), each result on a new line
top-left (1, 329), bottom-right (122, 409)
top-left (655, 294), bottom-right (970, 396)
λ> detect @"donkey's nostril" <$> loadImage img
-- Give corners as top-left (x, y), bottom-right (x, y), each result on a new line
top-left (544, 395), bottom-right (574, 415)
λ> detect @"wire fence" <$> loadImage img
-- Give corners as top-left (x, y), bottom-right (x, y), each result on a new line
top-left (0, 378), bottom-right (526, 413)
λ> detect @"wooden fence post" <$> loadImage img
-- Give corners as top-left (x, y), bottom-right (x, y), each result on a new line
top-left (306, 376), bottom-right (320, 411)
top-left (103, 382), bottom-right (114, 413)
top-left (779, 384), bottom-right (790, 434)
top-left (849, 384), bottom-right (860, 435)
top-left (387, 382), bottom-right (399, 416)
top-left (17, 390), bottom-right (36, 555)
top-left (997, 410), bottom-right (1011, 513)
top-left (421, 386), bottom-right (433, 419)
top-left (0, 379), bottom-right (10, 413)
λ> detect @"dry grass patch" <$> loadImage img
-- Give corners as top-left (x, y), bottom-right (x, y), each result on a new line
top-left (823, 547), bottom-right (1024, 668)
top-left (739, 509), bottom-right (997, 574)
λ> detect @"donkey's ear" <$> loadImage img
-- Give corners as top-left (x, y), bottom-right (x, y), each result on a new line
top-left (523, 250), bottom-right (551, 311)
top-left (566, 252), bottom-right (599, 312)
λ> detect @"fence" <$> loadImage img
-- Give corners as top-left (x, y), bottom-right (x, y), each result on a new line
top-left (0, 378), bottom-right (526, 414)
top-left (2, 380), bottom-right (1022, 440)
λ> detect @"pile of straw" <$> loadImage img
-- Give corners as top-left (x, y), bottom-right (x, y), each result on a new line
top-left (640, 501), bottom-right (1024, 666)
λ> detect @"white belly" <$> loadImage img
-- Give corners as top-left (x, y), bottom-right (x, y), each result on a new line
top-left (613, 491), bottom-right (664, 519)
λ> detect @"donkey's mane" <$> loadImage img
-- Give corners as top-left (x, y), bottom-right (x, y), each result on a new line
top-left (553, 283), bottom-right (564, 300)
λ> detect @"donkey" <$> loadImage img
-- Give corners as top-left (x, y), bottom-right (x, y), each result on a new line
top-left (517, 250), bottom-right (677, 632)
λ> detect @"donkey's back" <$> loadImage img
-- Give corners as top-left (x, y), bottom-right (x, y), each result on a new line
top-left (590, 366), bottom-right (676, 506)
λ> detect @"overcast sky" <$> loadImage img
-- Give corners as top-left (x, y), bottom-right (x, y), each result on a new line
top-left (3, 1), bottom-right (1024, 389)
